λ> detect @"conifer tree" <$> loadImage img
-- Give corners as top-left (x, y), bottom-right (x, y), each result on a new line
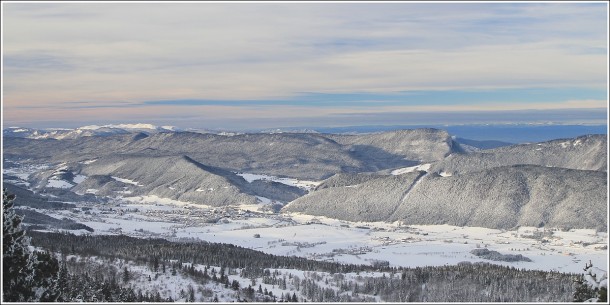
top-left (574, 261), bottom-right (608, 302)
top-left (122, 266), bottom-right (130, 284)
top-left (2, 189), bottom-right (34, 301)
top-left (3, 189), bottom-right (60, 301)
top-left (32, 250), bottom-right (60, 301)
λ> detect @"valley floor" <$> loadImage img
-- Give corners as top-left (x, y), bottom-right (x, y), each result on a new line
top-left (31, 193), bottom-right (607, 275)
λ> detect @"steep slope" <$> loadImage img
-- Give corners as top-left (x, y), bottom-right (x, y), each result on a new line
top-left (73, 155), bottom-right (258, 206)
top-left (390, 165), bottom-right (607, 230)
top-left (284, 165), bottom-right (607, 231)
top-left (70, 155), bottom-right (305, 206)
top-left (313, 173), bottom-right (386, 190)
top-left (429, 134), bottom-right (607, 175)
top-left (283, 172), bottom-right (425, 222)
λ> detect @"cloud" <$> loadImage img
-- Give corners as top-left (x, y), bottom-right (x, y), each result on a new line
top-left (42, 88), bottom-right (604, 109)
top-left (2, 2), bottom-right (607, 128)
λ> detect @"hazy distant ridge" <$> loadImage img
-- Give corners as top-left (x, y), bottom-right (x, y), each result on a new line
top-left (430, 134), bottom-right (607, 174)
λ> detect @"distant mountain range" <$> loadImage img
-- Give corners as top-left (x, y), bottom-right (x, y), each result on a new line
top-left (3, 124), bottom-right (180, 140)
top-left (3, 124), bottom-right (607, 231)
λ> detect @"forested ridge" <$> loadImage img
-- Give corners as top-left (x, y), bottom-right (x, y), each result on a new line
top-left (28, 231), bottom-right (378, 274)
top-left (28, 231), bottom-right (582, 302)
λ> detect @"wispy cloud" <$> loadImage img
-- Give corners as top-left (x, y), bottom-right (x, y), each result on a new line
top-left (2, 2), bottom-right (607, 128)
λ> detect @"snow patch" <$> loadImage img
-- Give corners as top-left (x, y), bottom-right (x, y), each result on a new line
top-left (46, 179), bottom-right (73, 189)
top-left (391, 163), bottom-right (431, 175)
top-left (236, 173), bottom-right (321, 190)
top-left (79, 125), bottom-right (102, 130)
top-left (439, 171), bottom-right (452, 177)
top-left (73, 174), bottom-right (87, 184)
top-left (111, 176), bottom-right (143, 186)
top-left (256, 196), bottom-right (273, 204)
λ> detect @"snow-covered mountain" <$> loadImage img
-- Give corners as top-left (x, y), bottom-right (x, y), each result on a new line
top-left (3, 126), bottom-right (607, 231)
top-left (429, 134), bottom-right (607, 174)
top-left (3, 124), bottom-right (178, 140)
top-left (283, 165), bottom-right (607, 231)
top-left (4, 128), bottom-right (462, 180)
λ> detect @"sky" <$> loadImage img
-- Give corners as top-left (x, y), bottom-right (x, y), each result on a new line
top-left (2, 1), bottom-right (608, 130)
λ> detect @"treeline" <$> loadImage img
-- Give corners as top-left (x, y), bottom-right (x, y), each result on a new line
top-left (27, 231), bottom-right (582, 302)
top-left (318, 262), bottom-right (575, 302)
top-left (28, 231), bottom-right (387, 274)
top-left (233, 263), bottom-right (578, 302)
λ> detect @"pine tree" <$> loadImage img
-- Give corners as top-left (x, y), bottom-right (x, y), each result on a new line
top-left (574, 261), bottom-right (608, 302)
top-left (292, 292), bottom-right (298, 302)
top-left (56, 261), bottom-right (70, 301)
top-left (231, 279), bottom-right (240, 290)
top-left (152, 256), bottom-right (159, 272)
top-left (3, 189), bottom-right (63, 302)
top-left (122, 266), bottom-right (130, 284)
top-left (3, 189), bottom-right (35, 301)
top-left (188, 284), bottom-right (195, 302)
top-left (31, 250), bottom-right (60, 301)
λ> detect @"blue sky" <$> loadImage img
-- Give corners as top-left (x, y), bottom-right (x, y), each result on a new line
top-left (2, 2), bottom-right (608, 129)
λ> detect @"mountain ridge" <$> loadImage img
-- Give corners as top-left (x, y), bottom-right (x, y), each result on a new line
top-left (283, 164), bottom-right (607, 230)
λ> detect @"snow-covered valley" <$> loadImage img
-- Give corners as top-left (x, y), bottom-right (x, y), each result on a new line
top-left (4, 158), bottom-right (607, 276)
top-left (19, 187), bottom-right (608, 276)
top-left (3, 127), bottom-right (608, 302)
